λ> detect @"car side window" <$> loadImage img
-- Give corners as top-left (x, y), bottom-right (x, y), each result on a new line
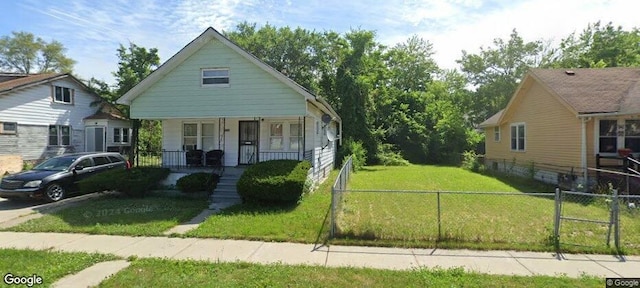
top-left (92, 156), bottom-right (111, 166)
top-left (76, 158), bottom-right (93, 169)
top-left (108, 156), bottom-right (123, 163)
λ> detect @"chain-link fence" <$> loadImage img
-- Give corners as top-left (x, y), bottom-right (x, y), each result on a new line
top-left (330, 161), bottom-right (640, 253)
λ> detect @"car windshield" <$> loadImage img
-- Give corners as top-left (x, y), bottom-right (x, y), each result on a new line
top-left (33, 157), bottom-right (77, 171)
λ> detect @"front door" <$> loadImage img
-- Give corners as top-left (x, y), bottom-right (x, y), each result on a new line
top-left (238, 121), bottom-right (259, 165)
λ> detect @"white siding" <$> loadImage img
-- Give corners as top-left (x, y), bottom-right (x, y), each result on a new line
top-left (0, 78), bottom-right (99, 160)
top-left (0, 78), bottom-right (98, 127)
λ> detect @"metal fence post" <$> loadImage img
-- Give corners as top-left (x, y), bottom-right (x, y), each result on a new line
top-left (437, 191), bottom-right (441, 241)
top-left (613, 188), bottom-right (620, 252)
top-left (553, 187), bottom-right (561, 251)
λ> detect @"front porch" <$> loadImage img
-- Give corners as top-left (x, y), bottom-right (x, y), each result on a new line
top-left (134, 149), bottom-right (314, 173)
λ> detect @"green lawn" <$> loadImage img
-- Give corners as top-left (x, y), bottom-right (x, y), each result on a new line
top-left (4, 194), bottom-right (208, 236)
top-left (186, 172), bottom-right (335, 242)
top-left (0, 248), bottom-right (118, 286)
top-left (337, 165), bottom-right (640, 254)
top-left (98, 258), bottom-right (601, 288)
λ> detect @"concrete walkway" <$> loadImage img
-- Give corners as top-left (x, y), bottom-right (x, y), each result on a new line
top-left (0, 231), bottom-right (637, 279)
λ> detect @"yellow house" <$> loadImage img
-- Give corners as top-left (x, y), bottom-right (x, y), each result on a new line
top-left (479, 68), bottom-right (640, 189)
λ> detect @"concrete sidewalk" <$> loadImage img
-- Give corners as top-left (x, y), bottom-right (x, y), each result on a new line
top-left (0, 231), bottom-right (637, 278)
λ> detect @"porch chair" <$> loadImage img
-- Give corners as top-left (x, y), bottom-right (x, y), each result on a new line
top-left (186, 149), bottom-right (204, 166)
top-left (206, 149), bottom-right (224, 167)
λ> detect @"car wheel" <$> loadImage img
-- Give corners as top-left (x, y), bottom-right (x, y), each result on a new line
top-left (45, 183), bottom-right (65, 202)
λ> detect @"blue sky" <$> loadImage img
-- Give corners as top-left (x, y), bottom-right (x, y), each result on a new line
top-left (0, 0), bottom-right (636, 85)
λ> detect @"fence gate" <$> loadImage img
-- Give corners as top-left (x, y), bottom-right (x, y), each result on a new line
top-left (553, 188), bottom-right (619, 252)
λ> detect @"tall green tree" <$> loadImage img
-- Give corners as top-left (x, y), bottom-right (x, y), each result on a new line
top-left (457, 29), bottom-right (548, 125)
top-left (225, 22), bottom-right (325, 93)
top-left (550, 21), bottom-right (640, 68)
top-left (113, 43), bottom-right (161, 162)
top-left (0, 31), bottom-right (75, 73)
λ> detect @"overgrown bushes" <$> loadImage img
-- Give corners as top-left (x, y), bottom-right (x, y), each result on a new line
top-left (237, 160), bottom-right (311, 204)
top-left (461, 150), bottom-right (484, 173)
top-left (78, 167), bottom-right (170, 198)
top-left (338, 138), bottom-right (367, 171)
top-left (176, 172), bottom-right (219, 193)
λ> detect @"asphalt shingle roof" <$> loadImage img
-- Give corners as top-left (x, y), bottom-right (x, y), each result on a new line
top-left (0, 73), bottom-right (63, 93)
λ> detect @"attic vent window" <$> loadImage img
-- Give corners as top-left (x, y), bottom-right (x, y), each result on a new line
top-left (565, 70), bottom-right (575, 76)
top-left (202, 68), bottom-right (230, 87)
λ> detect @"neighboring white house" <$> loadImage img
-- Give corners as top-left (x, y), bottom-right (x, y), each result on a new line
top-left (0, 73), bottom-right (131, 161)
top-left (117, 27), bottom-right (341, 184)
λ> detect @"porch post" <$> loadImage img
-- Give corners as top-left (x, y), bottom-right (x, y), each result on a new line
top-left (298, 116), bottom-right (302, 161)
top-left (581, 117), bottom-right (589, 189)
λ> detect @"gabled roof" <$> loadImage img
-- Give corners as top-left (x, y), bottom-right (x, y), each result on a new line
top-left (116, 27), bottom-right (340, 122)
top-left (529, 68), bottom-right (640, 114)
top-left (480, 68), bottom-right (640, 127)
top-left (0, 73), bottom-right (68, 94)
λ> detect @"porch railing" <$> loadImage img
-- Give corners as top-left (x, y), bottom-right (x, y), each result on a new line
top-left (135, 149), bottom-right (315, 169)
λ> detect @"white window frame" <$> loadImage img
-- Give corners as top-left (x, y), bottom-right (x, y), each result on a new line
top-left (201, 68), bottom-right (230, 87)
top-left (290, 123), bottom-right (302, 150)
top-left (510, 123), bottom-right (525, 152)
top-left (269, 123), bottom-right (284, 150)
top-left (0, 122), bottom-right (17, 134)
top-left (49, 125), bottom-right (71, 146)
top-left (113, 128), bottom-right (129, 143)
top-left (182, 122), bottom-right (217, 151)
top-left (596, 119), bottom-right (640, 155)
top-left (183, 123), bottom-right (198, 151)
top-left (53, 85), bottom-right (74, 104)
top-left (493, 126), bottom-right (500, 142)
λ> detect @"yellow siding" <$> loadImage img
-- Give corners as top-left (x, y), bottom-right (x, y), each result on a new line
top-left (485, 79), bottom-right (581, 170)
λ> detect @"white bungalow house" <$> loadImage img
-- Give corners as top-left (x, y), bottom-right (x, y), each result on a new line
top-left (0, 73), bottom-right (131, 162)
top-left (116, 27), bottom-right (341, 184)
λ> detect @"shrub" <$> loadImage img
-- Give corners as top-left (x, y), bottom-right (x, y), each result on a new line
top-left (176, 172), bottom-right (218, 193)
top-left (237, 160), bottom-right (311, 204)
top-left (376, 144), bottom-right (409, 166)
top-left (461, 150), bottom-right (484, 172)
top-left (339, 138), bottom-right (367, 171)
top-left (78, 167), bottom-right (170, 198)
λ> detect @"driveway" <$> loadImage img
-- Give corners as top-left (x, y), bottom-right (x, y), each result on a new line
top-left (0, 198), bottom-right (50, 223)
top-left (0, 193), bottom-right (109, 225)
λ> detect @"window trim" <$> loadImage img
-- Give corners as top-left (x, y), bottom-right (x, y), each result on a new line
top-left (493, 126), bottom-right (500, 142)
top-left (269, 122), bottom-right (284, 150)
top-left (289, 123), bottom-right (302, 150)
top-left (48, 125), bottom-right (71, 146)
top-left (113, 128), bottom-right (130, 144)
top-left (201, 68), bottom-right (230, 87)
top-left (0, 122), bottom-right (17, 134)
top-left (182, 122), bottom-right (217, 151)
top-left (510, 123), bottom-right (525, 152)
top-left (52, 85), bottom-right (74, 104)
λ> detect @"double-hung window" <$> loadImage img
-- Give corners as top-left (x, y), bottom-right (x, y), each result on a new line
top-left (202, 68), bottom-right (229, 86)
top-left (624, 120), bottom-right (640, 152)
top-left (270, 123), bottom-right (283, 150)
top-left (53, 86), bottom-right (73, 104)
top-left (290, 123), bottom-right (301, 150)
top-left (49, 125), bottom-right (71, 146)
top-left (598, 120), bottom-right (618, 153)
top-left (494, 127), bottom-right (500, 142)
top-left (510, 123), bottom-right (525, 151)
top-left (113, 128), bottom-right (129, 143)
top-left (183, 123), bottom-right (198, 150)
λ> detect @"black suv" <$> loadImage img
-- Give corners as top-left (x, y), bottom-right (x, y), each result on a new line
top-left (0, 152), bottom-right (129, 202)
